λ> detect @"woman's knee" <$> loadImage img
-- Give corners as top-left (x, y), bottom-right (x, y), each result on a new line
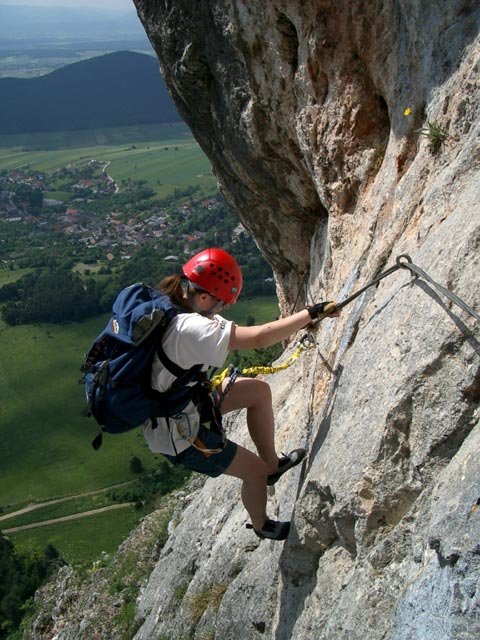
top-left (220, 376), bottom-right (272, 413)
top-left (252, 378), bottom-right (272, 403)
top-left (239, 378), bottom-right (272, 410)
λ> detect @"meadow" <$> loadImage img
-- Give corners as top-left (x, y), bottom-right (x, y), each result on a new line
top-left (0, 123), bottom-right (217, 198)
top-left (0, 314), bottom-right (158, 508)
top-left (9, 506), bottom-right (145, 565)
top-left (0, 124), bottom-right (279, 564)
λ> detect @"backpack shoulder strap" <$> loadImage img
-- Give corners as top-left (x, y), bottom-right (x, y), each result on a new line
top-left (154, 330), bottom-right (203, 381)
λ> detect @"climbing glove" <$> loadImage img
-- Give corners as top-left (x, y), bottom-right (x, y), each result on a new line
top-left (306, 301), bottom-right (338, 320)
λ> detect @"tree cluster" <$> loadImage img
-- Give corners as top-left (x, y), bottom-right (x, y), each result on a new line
top-left (230, 342), bottom-right (284, 371)
top-left (0, 269), bottom-right (108, 326)
top-left (107, 459), bottom-right (190, 509)
top-left (0, 535), bottom-right (63, 638)
top-left (0, 224), bottom-right (275, 327)
top-left (11, 184), bottom-right (43, 208)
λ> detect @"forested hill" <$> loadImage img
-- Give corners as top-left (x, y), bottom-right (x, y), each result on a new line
top-left (0, 51), bottom-right (182, 134)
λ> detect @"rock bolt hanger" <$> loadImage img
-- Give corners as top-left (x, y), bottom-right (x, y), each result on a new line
top-left (311, 254), bottom-right (480, 323)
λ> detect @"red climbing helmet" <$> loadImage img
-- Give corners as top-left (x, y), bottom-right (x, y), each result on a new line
top-left (183, 248), bottom-right (243, 304)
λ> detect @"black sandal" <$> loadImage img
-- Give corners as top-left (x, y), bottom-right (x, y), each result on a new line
top-left (267, 448), bottom-right (306, 486)
top-left (246, 519), bottom-right (290, 540)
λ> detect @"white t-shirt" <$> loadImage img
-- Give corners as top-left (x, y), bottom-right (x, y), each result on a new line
top-left (142, 312), bottom-right (233, 456)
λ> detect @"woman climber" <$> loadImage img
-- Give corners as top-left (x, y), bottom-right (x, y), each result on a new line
top-left (142, 247), bottom-right (338, 540)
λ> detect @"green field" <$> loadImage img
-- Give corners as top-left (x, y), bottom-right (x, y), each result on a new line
top-left (0, 267), bottom-right (33, 287)
top-left (9, 505), bottom-right (144, 565)
top-left (1, 486), bottom-right (133, 527)
top-left (0, 295), bottom-right (279, 508)
top-left (223, 296), bottom-right (279, 325)
top-left (0, 123), bottom-right (217, 198)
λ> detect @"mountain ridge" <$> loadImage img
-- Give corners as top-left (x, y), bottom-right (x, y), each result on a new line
top-left (0, 51), bottom-right (182, 134)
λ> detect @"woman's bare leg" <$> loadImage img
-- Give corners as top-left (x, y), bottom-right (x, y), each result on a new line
top-left (220, 377), bottom-right (279, 473)
top-left (224, 444), bottom-right (268, 530)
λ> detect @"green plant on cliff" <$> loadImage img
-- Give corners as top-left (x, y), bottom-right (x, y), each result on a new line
top-left (174, 579), bottom-right (190, 602)
top-left (188, 581), bottom-right (228, 626)
top-left (416, 119), bottom-right (448, 154)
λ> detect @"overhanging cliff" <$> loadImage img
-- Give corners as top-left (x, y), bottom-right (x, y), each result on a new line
top-left (29, 1), bottom-right (480, 639)
top-left (134, 0), bottom-right (479, 310)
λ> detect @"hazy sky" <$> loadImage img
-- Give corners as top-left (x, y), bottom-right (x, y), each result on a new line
top-left (1, 0), bottom-right (135, 9)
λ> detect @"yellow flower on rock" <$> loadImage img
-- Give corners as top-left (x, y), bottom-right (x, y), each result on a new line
top-left (404, 108), bottom-right (412, 116)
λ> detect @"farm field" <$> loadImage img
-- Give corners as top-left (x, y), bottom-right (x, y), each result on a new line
top-left (0, 123), bottom-right (217, 198)
top-left (0, 123), bottom-right (190, 150)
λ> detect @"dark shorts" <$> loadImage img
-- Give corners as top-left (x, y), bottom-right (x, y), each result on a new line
top-left (163, 424), bottom-right (238, 478)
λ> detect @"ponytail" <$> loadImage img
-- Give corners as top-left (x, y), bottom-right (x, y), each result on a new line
top-left (158, 274), bottom-right (188, 308)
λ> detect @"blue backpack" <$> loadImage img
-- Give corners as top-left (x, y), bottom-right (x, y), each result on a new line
top-left (81, 283), bottom-right (204, 450)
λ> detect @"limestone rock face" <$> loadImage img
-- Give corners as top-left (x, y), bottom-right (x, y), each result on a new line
top-left (130, 1), bottom-right (480, 637)
top-left (29, 1), bottom-right (480, 639)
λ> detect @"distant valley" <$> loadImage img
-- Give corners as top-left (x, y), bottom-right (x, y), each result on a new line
top-left (0, 4), bottom-right (152, 79)
top-left (0, 51), bottom-right (182, 134)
